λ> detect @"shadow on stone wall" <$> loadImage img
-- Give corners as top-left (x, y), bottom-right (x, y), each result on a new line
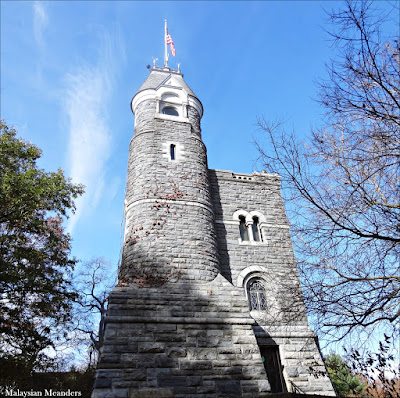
top-left (208, 169), bottom-right (233, 284)
top-left (93, 245), bottom-right (272, 398)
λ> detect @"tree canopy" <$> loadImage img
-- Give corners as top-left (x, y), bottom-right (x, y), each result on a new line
top-left (256, 0), bottom-right (399, 343)
top-left (325, 353), bottom-right (366, 397)
top-left (0, 120), bottom-right (84, 386)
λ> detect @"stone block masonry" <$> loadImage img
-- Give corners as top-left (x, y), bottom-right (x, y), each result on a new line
top-left (92, 275), bottom-right (272, 398)
top-left (92, 66), bottom-right (336, 397)
top-left (207, 170), bottom-right (335, 396)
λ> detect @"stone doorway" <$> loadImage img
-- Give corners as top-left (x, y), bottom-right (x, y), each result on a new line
top-left (260, 345), bottom-right (286, 393)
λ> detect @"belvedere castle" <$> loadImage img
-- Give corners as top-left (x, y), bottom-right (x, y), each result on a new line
top-left (91, 65), bottom-right (336, 397)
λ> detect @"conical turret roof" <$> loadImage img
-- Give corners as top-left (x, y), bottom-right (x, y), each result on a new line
top-left (135, 67), bottom-right (197, 99)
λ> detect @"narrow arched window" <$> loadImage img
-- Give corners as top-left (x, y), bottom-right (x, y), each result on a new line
top-left (248, 280), bottom-right (267, 311)
top-left (239, 216), bottom-right (249, 241)
top-left (170, 144), bottom-right (176, 160)
top-left (252, 216), bottom-right (262, 242)
top-left (162, 106), bottom-right (179, 116)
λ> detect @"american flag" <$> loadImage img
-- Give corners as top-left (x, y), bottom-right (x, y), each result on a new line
top-left (166, 33), bottom-right (176, 56)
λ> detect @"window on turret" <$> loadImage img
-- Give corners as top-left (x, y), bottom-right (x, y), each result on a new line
top-left (170, 144), bottom-right (176, 160)
top-left (247, 279), bottom-right (267, 311)
top-left (162, 106), bottom-right (179, 116)
top-left (252, 216), bottom-right (262, 242)
top-left (239, 216), bottom-right (249, 241)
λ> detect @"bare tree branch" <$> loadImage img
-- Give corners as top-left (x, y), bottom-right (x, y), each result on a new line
top-left (255, 0), bottom-right (400, 345)
top-left (73, 258), bottom-right (116, 365)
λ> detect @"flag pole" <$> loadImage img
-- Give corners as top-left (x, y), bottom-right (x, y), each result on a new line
top-left (164, 19), bottom-right (168, 68)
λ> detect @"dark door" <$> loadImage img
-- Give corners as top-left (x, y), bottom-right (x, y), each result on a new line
top-left (260, 346), bottom-right (286, 393)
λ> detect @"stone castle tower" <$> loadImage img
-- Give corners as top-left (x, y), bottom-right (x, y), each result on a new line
top-left (92, 66), bottom-right (336, 397)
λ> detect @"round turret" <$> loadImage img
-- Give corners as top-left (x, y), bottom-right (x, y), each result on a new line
top-left (131, 67), bottom-right (203, 136)
top-left (119, 67), bottom-right (219, 285)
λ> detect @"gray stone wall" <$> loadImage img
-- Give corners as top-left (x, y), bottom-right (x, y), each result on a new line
top-left (254, 328), bottom-right (333, 396)
top-left (94, 92), bottom-right (274, 396)
top-left (134, 99), bottom-right (156, 133)
top-left (93, 277), bottom-right (272, 398)
top-left (121, 109), bottom-right (219, 283)
top-left (93, 69), bottom-right (335, 397)
top-left (187, 105), bottom-right (201, 136)
top-left (208, 170), bottom-right (335, 396)
top-left (208, 169), bottom-right (305, 316)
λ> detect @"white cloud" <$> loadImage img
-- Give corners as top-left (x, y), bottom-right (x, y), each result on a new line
top-left (64, 29), bottom-right (125, 234)
top-left (33, 1), bottom-right (48, 47)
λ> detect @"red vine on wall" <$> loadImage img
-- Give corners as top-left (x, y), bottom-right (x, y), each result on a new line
top-left (119, 173), bottom-right (185, 287)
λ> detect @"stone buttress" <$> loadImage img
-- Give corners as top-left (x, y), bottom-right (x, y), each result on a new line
top-left (91, 67), bottom-right (336, 398)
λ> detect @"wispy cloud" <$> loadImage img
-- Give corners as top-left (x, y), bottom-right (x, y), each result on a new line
top-left (33, 1), bottom-right (48, 47)
top-left (64, 28), bottom-right (125, 234)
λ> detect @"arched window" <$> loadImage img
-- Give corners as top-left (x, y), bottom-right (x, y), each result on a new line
top-left (233, 210), bottom-right (266, 244)
top-left (162, 106), bottom-right (179, 116)
top-left (252, 216), bottom-right (262, 242)
top-left (170, 144), bottom-right (176, 160)
top-left (247, 279), bottom-right (267, 311)
top-left (239, 216), bottom-right (249, 241)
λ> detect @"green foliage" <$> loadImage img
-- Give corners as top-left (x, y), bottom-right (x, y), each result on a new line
top-left (325, 353), bottom-right (366, 397)
top-left (0, 120), bottom-right (84, 386)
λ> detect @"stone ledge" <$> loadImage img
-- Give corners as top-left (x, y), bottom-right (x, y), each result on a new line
top-left (125, 197), bottom-right (214, 215)
top-left (104, 316), bottom-right (256, 325)
top-left (253, 325), bottom-right (317, 338)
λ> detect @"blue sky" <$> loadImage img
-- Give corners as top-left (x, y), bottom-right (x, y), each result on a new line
top-left (1, 1), bottom-right (396, 275)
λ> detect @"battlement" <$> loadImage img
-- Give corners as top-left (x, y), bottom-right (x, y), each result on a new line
top-left (210, 169), bottom-right (281, 184)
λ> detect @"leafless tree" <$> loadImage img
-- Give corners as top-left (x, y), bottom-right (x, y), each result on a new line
top-left (73, 258), bottom-right (116, 366)
top-left (255, 0), bottom-right (399, 344)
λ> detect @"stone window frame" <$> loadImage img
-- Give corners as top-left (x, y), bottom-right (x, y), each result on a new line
top-left (243, 272), bottom-right (269, 313)
top-left (155, 89), bottom-right (189, 122)
top-left (232, 210), bottom-right (267, 245)
top-left (162, 141), bottom-right (185, 162)
top-left (247, 279), bottom-right (267, 311)
top-left (237, 266), bottom-right (281, 319)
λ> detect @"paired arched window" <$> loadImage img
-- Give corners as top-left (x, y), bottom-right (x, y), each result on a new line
top-left (234, 211), bottom-right (265, 244)
top-left (247, 279), bottom-right (267, 311)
